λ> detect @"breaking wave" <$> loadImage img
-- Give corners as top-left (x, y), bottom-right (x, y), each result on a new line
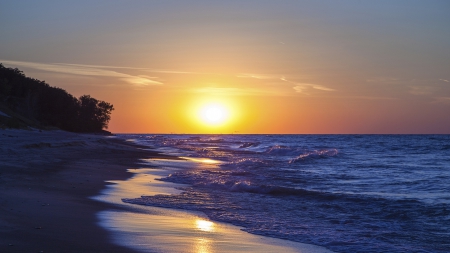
top-left (119, 134), bottom-right (450, 253)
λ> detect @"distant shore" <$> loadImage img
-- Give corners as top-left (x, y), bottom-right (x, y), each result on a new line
top-left (0, 129), bottom-right (164, 253)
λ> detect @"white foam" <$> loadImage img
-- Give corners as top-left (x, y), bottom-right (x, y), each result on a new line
top-left (94, 158), bottom-right (334, 253)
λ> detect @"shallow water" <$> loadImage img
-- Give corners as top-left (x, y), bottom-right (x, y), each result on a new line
top-left (94, 161), bottom-right (331, 252)
top-left (119, 134), bottom-right (450, 253)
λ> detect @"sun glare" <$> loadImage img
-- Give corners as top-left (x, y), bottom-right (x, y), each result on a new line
top-left (195, 219), bottom-right (215, 232)
top-left (199, 103), bottom-right (229, 126)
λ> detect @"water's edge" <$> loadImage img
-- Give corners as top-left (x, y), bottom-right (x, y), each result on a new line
top-left (114, 134), bottom-right (450, 253)
top-left (92, 153), bottom-right (333, 252)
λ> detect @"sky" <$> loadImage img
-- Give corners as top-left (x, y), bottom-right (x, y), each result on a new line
top-left (1, 0), bottom-right (449, 134)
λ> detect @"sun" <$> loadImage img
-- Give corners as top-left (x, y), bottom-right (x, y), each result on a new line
top-left (198, 103), bottom-right (229, 126)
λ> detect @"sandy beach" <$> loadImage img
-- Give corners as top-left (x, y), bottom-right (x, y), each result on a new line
top-left (0, 129), bottom-right (158, 253)
top-left (0, 129), bottom-right (333, 253)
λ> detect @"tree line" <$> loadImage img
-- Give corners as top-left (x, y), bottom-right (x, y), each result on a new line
top-left (0, 63), bottom-right (113, 132)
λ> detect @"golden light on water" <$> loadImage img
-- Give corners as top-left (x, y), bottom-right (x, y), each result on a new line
top-left (195, 238), bottom-right (212, 253)
top-left (182, 157), bottom-right (221, 164)
top-left (195, 219), bottom-right (215, 232)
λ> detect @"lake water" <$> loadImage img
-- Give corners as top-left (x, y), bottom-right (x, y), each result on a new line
top-left (120, 134), bottom-right (450, 252)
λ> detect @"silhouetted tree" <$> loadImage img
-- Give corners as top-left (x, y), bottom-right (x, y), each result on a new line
top-left (78, 95), bottom-right (114, 132)
top-left (0, 63), bottom-right (114, 132)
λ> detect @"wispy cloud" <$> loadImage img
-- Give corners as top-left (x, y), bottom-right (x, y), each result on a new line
top-left (344, 96), bottom-right (397, 100)
top-left (1, 60), bottom-right (163, 86)
top-left (292, 85), bottom-right (310, 95)
top-left (281, 77), bottom-right (335, 93)
top-left (1, 60), bottom-right (337, 95)
top-left (367, 77), bottom-right (450, 97)
top-left (55, 62), bottom-right (149, 70)
top-left (409, 86), bottom-right (434, 95)
top-left (311, 85), bottom-right (335, 91)
top-left (57, 62), bottom-right (206, 75)
top-left (366, 77), bottom-right (402, 84)
top-left (433, 97), bottom-right (450, 104)
top-left (369, 77), bottom-right (450, 85)
top-left (190, 87), bottom-right (284, 96)
top-left (147, 69), bottom-right (203, 74)
top-left (237, 73), bottom-right (280, 79)
top-left (293, 84), bottom-right (335, 93)
top-left (293, 83), bottom-right (335, 94)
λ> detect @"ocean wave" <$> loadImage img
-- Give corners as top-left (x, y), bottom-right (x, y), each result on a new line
top-left (264, 145), bottom-right (299, 155)
top-left (199, 138), bottom-right (225, 143)
top-left (289, 149), bottom-right (338, 163)
top-left (147, 135), bottom-right (165, 139)
top-left (228, 181), bottom-right (309, 195)
top-left (161, 172), bottom-right (336, 198)
top-left (227, 157), bottom-right (267, 168)
top-left (121, 134), bottom-right (450, 253)
top-left (123, 187), bottom-right (450, 253)
top-left (239, 142), bottom-right (260, 148)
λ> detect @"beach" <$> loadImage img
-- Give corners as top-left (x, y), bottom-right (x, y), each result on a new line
top-left (2, 130), bottom-right (448, 252)
top-left (0, 130), bottom-right (333, 253)
top-left (0, 129), bottom-right (153, 253)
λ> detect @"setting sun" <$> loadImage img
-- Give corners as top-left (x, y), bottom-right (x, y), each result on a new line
top-left (198, 103), bottom-right (229, 126)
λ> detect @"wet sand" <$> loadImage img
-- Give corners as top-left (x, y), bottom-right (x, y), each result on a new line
top-left (0, 129), bottom-right (332, 253)
top-left (0, 129), bottom-right (161, 253)
top-left (95, 160), bottom-right (334, 253)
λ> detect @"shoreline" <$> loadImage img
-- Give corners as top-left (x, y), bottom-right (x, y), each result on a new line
top-left (1, 129), bottom-right (332, 253)
top-left (95, 148), bottom-right (333, 252)
top-left (0, 129), bottom-right (163, 253)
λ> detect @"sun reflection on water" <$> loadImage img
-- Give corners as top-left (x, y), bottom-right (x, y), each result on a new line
top-left (195, 238), bottom-right (212, 253)
top-left (182, 157), bottom-right (221, 164)
top-left (196, 219), bottom-right (215, 232)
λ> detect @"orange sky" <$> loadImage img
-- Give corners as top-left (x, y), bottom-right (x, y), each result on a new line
top-left (1, 1), bottom-right (450, 133)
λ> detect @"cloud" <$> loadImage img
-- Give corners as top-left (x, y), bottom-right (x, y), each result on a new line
top-left (280, 76), bottom-right (293, 83)
top-left (366, 77), bottom-right (402, 84)
top-left (1, 60), bottom-right (163, 86)
top-left (433, 97), bottom-right (450, 104)
top-left (191, 87), bottom-right (283, 96)
top-left (55, 63), bottom-right (149, 70)
top-left (291, 83), bottom-right (335, 93)
top-left (147, 69), bottom-right (202, 74)
top-left (1, 60), bottom-right (336, 95)
top-left (439, 79), bottom-right (449, 83)
top-left (279, 77), bottom-right (335, 93)
top-left (343, 96), bottom-right (397, 100)
top-left (311, 85), bottom-right (335, 91)
top-left (409, 86), bottom-right (434, 95)
top-left (237, 73), bottom-right (279, 79)
top-left (292, 85), bottom-right (310, 95)
top-left (57, 62), bottom-right (205, 75)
